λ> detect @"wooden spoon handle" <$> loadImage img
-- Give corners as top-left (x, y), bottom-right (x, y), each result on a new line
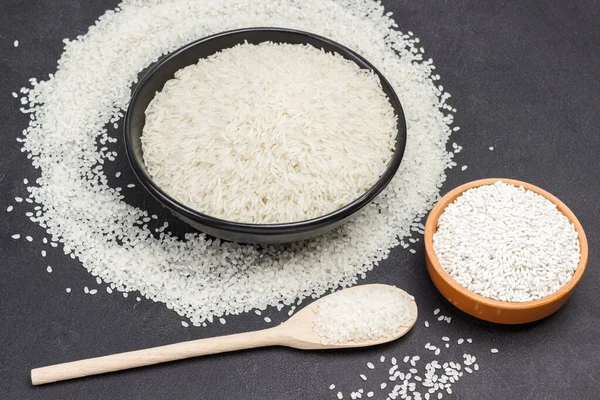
top-left (31, 327), bottom-right (281, 385)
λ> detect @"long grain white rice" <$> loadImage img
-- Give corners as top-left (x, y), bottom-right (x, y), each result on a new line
top-left (142, 42), bottom-right (397, 224)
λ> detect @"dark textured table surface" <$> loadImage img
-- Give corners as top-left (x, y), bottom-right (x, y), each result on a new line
top-left (1, 0), bottom-right (598, 399)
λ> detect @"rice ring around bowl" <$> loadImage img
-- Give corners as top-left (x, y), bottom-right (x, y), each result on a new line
top-left (124, 28), bottom-right (407, 244)
top-left (21, 0), bottom-right (456, 327)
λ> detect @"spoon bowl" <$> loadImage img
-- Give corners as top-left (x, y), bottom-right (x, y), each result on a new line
top-left (279, 284), bottom-right (418, 350)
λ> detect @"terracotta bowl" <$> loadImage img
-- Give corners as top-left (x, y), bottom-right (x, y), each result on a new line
top-left (424, 178), bottom-right (589, 324)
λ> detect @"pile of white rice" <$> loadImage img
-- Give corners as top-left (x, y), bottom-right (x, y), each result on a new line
top-left (17, 0), bottom-right (456, 326)
top-left (142, 41), bottom-right (397, 224)
top-left (433, 181), bottom-right (581, 302)
top-left (312, 285), bottom-right (416, 345)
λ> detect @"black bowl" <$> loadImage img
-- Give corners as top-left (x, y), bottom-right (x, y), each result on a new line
top-left (124, 27), bottom-right (407, 244)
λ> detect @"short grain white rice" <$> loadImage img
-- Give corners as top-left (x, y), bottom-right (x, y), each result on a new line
top-left (434, 180), bottom-right (580, 302)
top-left (312, 286), bottom-right (414, 345)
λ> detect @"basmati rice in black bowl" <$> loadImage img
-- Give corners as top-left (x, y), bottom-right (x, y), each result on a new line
top-left (124, 27), bottom-right (407, 244)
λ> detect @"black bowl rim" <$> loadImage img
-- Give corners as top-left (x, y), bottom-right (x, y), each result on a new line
top-left (124, 27), bottom-right (407, 237)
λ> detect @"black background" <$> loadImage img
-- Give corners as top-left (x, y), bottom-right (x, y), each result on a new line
top-left (1, 0), bottom-right (599, 399)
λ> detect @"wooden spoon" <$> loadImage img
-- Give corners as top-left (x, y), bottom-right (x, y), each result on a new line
top-left (31, 284), bottom-right (417, 385)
